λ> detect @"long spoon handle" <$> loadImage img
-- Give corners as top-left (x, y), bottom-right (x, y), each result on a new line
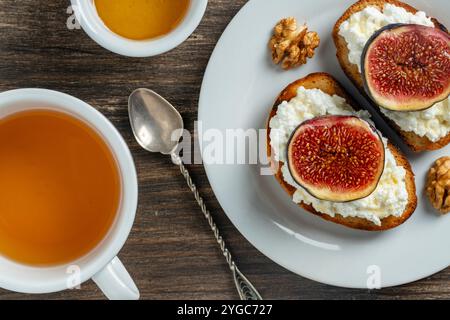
top-left (172, 154), bottom-right (262, 300)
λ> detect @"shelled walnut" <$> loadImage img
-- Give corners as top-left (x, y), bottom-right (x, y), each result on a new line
top-left (269, 17), bottom-right (320, 70)
top-left (426, 156), bottom-right (450, 214)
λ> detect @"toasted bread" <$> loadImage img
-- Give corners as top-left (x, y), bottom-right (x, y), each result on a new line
top-left (267, 73), bottom-right (417, 231)
top-left (333, 0), bottom-right (450, 152)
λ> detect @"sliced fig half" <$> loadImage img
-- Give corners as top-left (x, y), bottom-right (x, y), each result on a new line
top-left (287, 115), bottom-right (385, 202)
top-left (362, 24), bottom-right (450, 112)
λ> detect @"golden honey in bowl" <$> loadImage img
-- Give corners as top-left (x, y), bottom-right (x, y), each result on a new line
top-left (94, 0), bottom-right (191, 40)
top-left (0, 110), bottom-right (121, 266)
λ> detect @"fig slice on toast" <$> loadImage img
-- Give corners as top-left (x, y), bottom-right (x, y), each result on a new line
top-left (287, 115), bottom-right (385, 202)
top-left (362, 24), bottom-right (450, 112)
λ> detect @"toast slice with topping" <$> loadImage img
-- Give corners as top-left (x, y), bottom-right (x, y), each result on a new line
top-left (333, 0), bottom-right (450, 152)
top-left (266, 72), bottom-right (417, 231)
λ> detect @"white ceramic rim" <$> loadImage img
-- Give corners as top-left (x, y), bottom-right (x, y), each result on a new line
top-left (198, 0), bottom-right (450, 289)
top-left (71, 0), bottom-right (208, 57)
top-left (0, 89), bottom-right (138, 294)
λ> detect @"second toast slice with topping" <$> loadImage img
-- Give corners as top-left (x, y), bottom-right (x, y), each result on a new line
top-left (333, 0), bottom-right (450, 152)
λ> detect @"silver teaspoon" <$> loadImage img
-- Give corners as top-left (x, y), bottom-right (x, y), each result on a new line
top-left (128, 88), bottom-right (262, 300)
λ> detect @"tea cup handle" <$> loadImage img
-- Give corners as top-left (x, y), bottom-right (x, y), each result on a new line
top-left (92, 256), bottom-right (140, 300)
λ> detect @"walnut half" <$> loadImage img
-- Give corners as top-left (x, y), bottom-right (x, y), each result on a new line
top-left (426, 156), bottom-right (450, 214)
top-left (269, 17), bottom-right (320, 70)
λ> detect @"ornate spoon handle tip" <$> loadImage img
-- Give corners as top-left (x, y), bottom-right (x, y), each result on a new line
top-left (172, 154), bottom-right (262, 300)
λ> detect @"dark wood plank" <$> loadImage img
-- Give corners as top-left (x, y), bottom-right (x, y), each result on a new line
top-left (0, 0), bottom-right (448, 300)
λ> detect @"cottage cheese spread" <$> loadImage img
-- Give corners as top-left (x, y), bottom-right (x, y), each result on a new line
top-left (338, 4), bottom-right (434, 72)
top-left (269, 86), bottom-right (408, 226)
top-left (381, 98), bottom-right (450, 142)
top-left (338, 4), bottom-right (449, 142)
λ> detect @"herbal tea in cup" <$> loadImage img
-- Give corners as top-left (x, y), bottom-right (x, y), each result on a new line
top-left (0, 110), bottom-right (121, 266)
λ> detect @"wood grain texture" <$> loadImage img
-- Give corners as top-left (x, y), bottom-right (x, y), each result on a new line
top-left (0, 0), bottom-right (449, 300)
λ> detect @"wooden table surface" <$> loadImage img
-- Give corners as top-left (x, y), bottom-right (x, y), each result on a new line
top-left (0, 0), bottom-right (449, 300)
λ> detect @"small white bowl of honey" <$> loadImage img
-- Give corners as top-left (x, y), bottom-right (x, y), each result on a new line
top-left (72, 0), bottom-right (207, 57)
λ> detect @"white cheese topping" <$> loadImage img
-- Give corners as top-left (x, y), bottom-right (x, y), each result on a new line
top-left (269, 86), bottom-right (408, 226)
top-left (338, 4), bottom-right (449, 142)
top-left (338, 4), bottom-right (434, 72)
top-left (381, 98), bottom-right (450, 142)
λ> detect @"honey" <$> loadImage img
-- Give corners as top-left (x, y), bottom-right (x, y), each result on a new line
top-left (94, 0), bottom-right (191, 40)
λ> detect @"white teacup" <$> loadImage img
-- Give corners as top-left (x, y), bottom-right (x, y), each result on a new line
top-left (0, 89), bottom-right (139, 300)
top-left (71, 0), bottom-right (208, 57)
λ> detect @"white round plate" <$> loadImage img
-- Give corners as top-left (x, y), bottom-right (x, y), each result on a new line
top-left (199, 0), bottom-right (450, 288)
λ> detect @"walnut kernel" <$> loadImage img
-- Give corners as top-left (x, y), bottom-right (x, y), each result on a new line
top-left (269, 17), bottom-right (320, 70)
top-left (426, 156), bottom-right (450, 214)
